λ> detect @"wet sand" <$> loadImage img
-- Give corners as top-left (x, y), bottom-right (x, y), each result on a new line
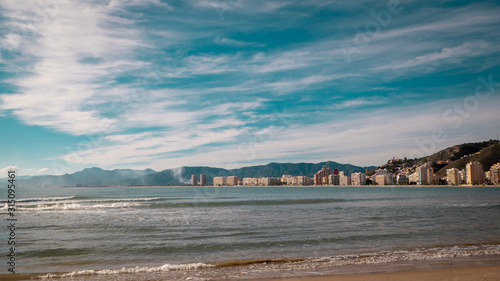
top-left (258, 265), bottom-right (500, 281)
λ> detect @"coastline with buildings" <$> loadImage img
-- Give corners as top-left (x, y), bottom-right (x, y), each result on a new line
top-left (187, 159), bottom-right (500, 187)
top-left (182, 140), bottom-right (500, 187)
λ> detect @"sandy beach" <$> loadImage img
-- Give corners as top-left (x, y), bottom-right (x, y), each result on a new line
top-left (259, 265), bottom-right (500, 281)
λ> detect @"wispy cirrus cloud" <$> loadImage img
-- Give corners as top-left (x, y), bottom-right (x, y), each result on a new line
top-left (1, 0), bottom-right (500, 174)
top-left (214, 37), bottom-right (265, 47)
top-left (0, 0), bottom-right (155, 135)
top-left (375, 41), bottom-right (494, 71)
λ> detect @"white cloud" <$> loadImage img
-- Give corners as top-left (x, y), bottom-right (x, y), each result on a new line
top-left (38, 168), bottom-right (49, 173)
top-left (214, 37), bottom-right (265, 47)
top-left (108, 0), bottom-right (173, 10)
top-left (0, 166), bottom-right (18, 174)
top-left (0, 33), bottom-right (22, 50)
top-left (58, 127), bottom-right (250, 168)
top-left (0, 0), bottom-right (148, 135)
top-left (267, 74), bottom-right (360, 94)
top-left (376, 41), bottom-right (493, 71)
top-left (333, 96), bottom-right (389, 109)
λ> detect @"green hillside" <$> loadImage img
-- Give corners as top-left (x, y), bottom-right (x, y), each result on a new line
top-left (435, 141), bottom-right (500, 177)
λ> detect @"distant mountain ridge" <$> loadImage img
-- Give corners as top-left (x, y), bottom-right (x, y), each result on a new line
top-left (16, 161), bottom-right (376, 187)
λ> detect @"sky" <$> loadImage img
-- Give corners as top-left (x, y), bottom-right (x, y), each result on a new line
top-left (1, 0), bottom-right (500, 176)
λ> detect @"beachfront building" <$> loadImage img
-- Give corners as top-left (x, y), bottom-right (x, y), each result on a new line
top-left (314, 168), bottom-right (331, 185)
top-left (213, 176), bottom-right (226, 186)
top-left (296, 176), bottom-right (310, 186)
top-left (261, 177), bottom-right (280, 186)
top-left (191, 174), bottom-right (198, 186)
top-left (339, 171), bottom-right (351, 186)
top-left (417, 162), bottom-right (434, 185)
top-left (490, 163), bottom-right (500, 185)
top-left (375, 174), bottom-right (387, 186)
top-left (351, 172), bottom-right (366, 186)
top-left (396, 174), bottom-right (407, 184)
top-left (200, 174), bottom-right (207, 186)
top-left (226, 176), bottom-right (240, 186)
top-left (485, 171), bottom-right (492, 182)
top-left (243, 177), bottom-right (258, 186)
top-left (466, 161), bottom-right (484, 185)
top-left (409, 172), bottom-right (419, 184)
top-left (328, 174), bottom-right (340, 185)
top-left (459, 169), bottom-right (466, 184)
top-left (375, 169), bottom-right (393, 185)
top-left (446, 168), bottom-right (460, 186)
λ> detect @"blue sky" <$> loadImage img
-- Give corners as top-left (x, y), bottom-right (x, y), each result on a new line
top-left (1, 0), bottom-right (500, 176)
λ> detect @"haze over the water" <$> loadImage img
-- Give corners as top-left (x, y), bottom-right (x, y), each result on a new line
top-left (1, 0), bottom-right (500, 175)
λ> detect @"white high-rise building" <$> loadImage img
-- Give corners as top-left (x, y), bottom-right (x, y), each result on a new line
top-left (191, 174), bottom-right (198, 186)
top-left (466, 161), bottom-right (484, 185)
top-left (446, 168), bottom-right (460, 186)
top-left (213, 177), bottom-right (226, 186)
top-left (339, 173), bottom-right (351, 186)
top-left (418, 162), bottom-right (434, 185)
top-left (350, 172), bottom-right (366, 186)
top-left (226, 176), bottom-right (240, 186)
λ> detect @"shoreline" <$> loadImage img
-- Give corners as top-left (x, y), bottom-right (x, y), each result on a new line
top-left (257, 265), bottom-right (500, 281)
top-left (3, 253), bottom-right (498, 281)
top-left (3, 260), bottom-right (499, 281)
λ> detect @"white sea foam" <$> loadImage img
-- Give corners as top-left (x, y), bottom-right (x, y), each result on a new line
top-left (443, 202), bottom-right (500, 208)
top-left (18, 196), bottom-right (76, 202)
top-left (311, 244), bottom-right (500, 266)
top-left (39, 263), bottom-right (215, 279)
top-left (17, 202), bottom-right (145, 212)
top-left (13, 197), bottom-right (162, 212)
top-left (85, 197), bottom-right (162, 202)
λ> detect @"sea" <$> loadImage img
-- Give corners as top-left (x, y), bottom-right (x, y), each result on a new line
top-left (1, 185), bottom-right (500, 280)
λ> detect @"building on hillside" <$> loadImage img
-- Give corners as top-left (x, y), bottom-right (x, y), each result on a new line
top-left (213, 176), bottom-right (226, 186)
top-left (490, 163), bottom-right (500, 185)
top-left (350, 172), bottom-right (366, 186)
top-left (191, 174), bottom-right (198, 186)
top-left (314, 168), bottom-right (331, 185)
top-left (446, 168), bottom-right (460, 186)
top-left (466, 161), bottom-right (484, 185)
top-left (200, 174), bottom-right (206, 186)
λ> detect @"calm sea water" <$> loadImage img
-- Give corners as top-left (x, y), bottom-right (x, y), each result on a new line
top-left (1, 185), bottom-right (500, 280)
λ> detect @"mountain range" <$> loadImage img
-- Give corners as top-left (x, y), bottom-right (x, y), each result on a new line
top-left (10, 140), bottom-right (500, 187)
top-left (15, 161), bottom-right (376, 187)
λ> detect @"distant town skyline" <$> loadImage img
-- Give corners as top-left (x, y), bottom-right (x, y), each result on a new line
top-left (198, 159), bottom-right (500, 187)
top-left (1, 0), bottom-right (500, 176)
